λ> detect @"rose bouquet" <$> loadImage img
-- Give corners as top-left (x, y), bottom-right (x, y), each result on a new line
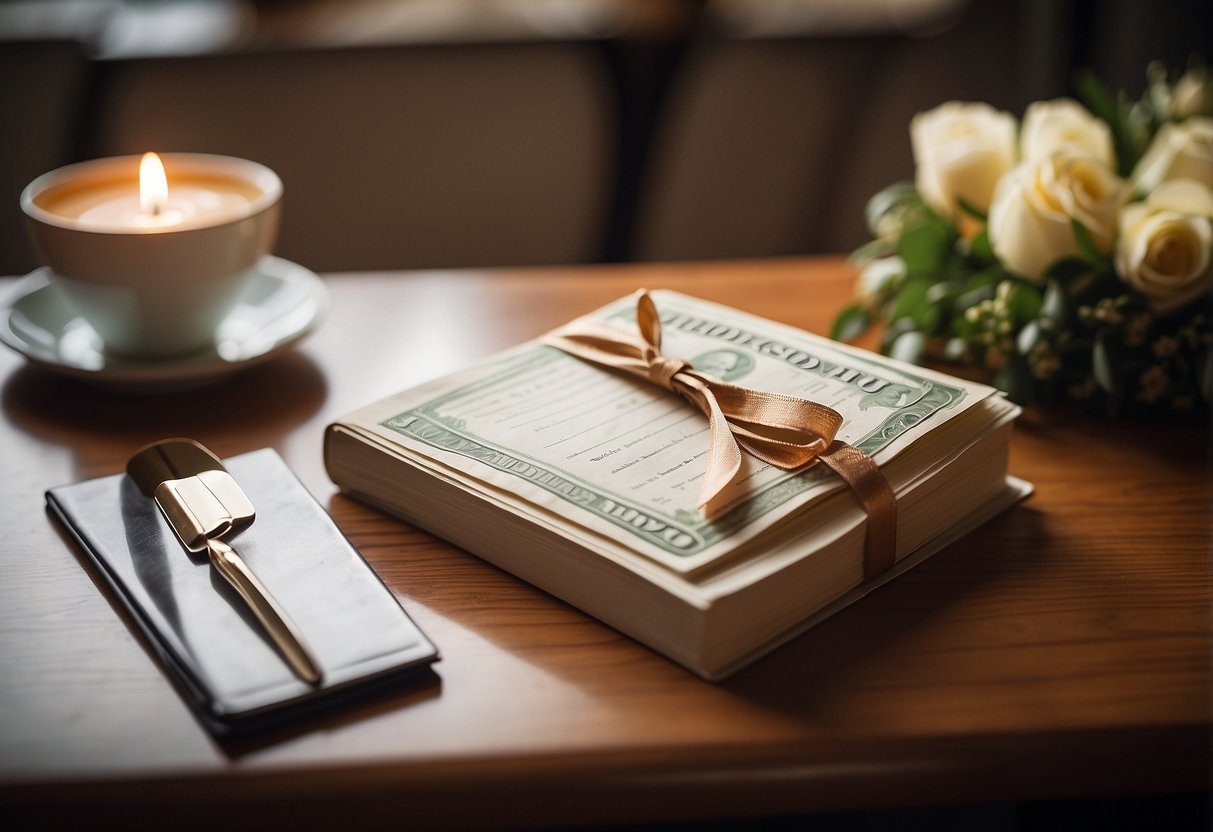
top-left (835, 62), bottom-right (1213, 417)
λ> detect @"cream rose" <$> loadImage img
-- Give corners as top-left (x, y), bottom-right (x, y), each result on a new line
top-left (1115, 179), bottom-right (1213, 314)
top-left (1021, 98), bottom-right (1115, 167)
top-left (988, 149), bottom-right (1125, 282)
top-left (1130, 117), bottom-right (1213, 194)
top-left (911, 101), bottom-right (1017, 219)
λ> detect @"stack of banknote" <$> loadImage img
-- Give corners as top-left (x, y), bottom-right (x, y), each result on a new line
top-left (325, 291), bottom-right (1030, 679)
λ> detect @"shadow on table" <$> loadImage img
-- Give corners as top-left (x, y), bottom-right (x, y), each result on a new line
top-left (720, 502), bottom-right (1053, 716)
top-left (2, 351), bottom-right (327, 478)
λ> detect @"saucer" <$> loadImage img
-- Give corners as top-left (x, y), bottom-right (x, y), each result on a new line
top-left (0, 256), bottom-right (328, 388)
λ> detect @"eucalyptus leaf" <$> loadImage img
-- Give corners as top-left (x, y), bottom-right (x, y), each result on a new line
top-left (1041, 280), bottom-right (1069, 325)
top-left (864, 182), bottom-right (921, 237)
top-left (1017, 320), bottom-right (1044, 355)
top-left (925, 282), bottom-right (960, 306)
top-left (1092, 333), bottom-right (1120, 394)
top-left (831, 304), bottom-right (871, 342)
top-left (881, 316), bottom-right (919, 352)
top-left (849, 238), bottom-right (892, 266)
top-left (955, 284), bottom-right (997, 312)
top-left (890, 330), bottom-right (926, 365)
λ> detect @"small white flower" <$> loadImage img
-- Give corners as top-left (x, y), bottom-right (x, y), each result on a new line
top-left (1153, 335), bottom-right (1180, 357)
top-left (1138, 365), bottom-right (1169, 402)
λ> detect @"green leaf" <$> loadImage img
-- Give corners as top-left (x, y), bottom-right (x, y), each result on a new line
top-left (1043, 256), bottom-right (1091, 284)
top-left (1017, 320), bottom-right (1044, 355)
top-left (955, 285), bottom-right (996, 312)
top-left (951, 312), bottom-right (978, 339)
top-left (925, 281), bottom-right (961, 306)
top-left (1074, 67), bottom-right (1142, 177)
top-left (943, 337), bottom-right (970, 362)
top-left (967, 228), bottom-right (996, 266)
top-left (1041, 280), bottom-right (1069, 325)
top-left (849, 238), bottom-right (892, 266)
top-left (993, 356), bottom-right (1033, 404)
top-left (1091, 333), bottom-right (1120, 394)
top-left (889, 330), bottom-right (926, 365)
top-left (889, 276), bottom-right (933, 322)
top-left (896, 221), bottom-right (949, 277)
top-left (914, 303), bottom-right (942, 334)
top-left (1070, 219), bottom-right (1105, 265)
top-left (955, 195), bottom-right (988, 223)
top-left (1005, 282), bottom-right (1043, 327)
top-left (966, 266), bottom-right (1006, 291)
top-left (864, 182), bottom-right (922, 237)
top-left (881, 316), bottom-right (919, 353)
top-left (1074, 68), bottom-right (1118, 124)
top-left (831, 304), bottom-right (871, 342)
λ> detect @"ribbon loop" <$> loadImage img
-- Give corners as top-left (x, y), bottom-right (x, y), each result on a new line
top-left (541, 290), bottom-right (898, 577)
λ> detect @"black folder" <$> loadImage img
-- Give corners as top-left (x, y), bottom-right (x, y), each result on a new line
top-left (46, 448), bottom-right (439, 736)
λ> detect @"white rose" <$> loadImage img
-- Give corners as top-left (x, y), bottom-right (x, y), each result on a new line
top-left (988, 149), bottom-right (1125, 282)
top-left (1115, 179), bottom-right (1213, 314)
top-left (1021, 98), bottom-right (1115, 167)
top-left (911, 101), bottom-right (1017, 220)
top-left (1130, 117), bottom-right (1213, 194)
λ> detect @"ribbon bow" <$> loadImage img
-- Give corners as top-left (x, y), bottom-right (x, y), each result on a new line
top-left (540, 290), bottom-right (897, 579)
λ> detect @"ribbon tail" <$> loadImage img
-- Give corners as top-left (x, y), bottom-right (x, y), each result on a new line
top-left (818, 441), bottom-right (897, 580)
top-left (682, 380), bottom-right (743, 509)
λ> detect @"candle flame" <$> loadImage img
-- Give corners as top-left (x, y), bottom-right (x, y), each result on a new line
top-left (139, 152), bottom-right (168, 216)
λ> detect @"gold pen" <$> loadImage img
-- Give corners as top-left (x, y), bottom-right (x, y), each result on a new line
top-left (127, 439), bottom-right (323, 685)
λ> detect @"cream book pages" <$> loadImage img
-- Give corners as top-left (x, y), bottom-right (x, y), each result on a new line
top-left (325, 290), bottom-right (1031, 678)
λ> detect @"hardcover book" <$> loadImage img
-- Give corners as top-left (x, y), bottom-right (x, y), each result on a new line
top-left (325, 291), bottom-right (1029, 679)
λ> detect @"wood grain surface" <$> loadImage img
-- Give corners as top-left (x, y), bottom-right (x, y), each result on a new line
top-left (0, 257), bottom-right (1209, 830)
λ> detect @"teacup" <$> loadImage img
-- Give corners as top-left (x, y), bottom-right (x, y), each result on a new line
top-left (21, 153), bottom-right (282, 358)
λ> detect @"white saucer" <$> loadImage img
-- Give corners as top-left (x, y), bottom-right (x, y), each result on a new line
top-left (0, 256), bottom-right (328, 388)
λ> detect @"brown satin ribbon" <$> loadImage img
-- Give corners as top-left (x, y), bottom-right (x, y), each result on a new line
top-left (540, 290), bottom-right (897, 580)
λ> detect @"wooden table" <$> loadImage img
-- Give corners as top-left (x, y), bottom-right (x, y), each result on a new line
top-left (1, 257), bottom-right (1209, 829)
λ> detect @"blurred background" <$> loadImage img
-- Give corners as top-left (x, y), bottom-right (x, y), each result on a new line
top-left (1, 0), bottom-right (1210, 276)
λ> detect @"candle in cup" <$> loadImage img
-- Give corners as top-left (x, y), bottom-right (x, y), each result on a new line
top-left (21, 152), bottom-right (283, 357)
top-left (33, 152), bottom-right (264, 232)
